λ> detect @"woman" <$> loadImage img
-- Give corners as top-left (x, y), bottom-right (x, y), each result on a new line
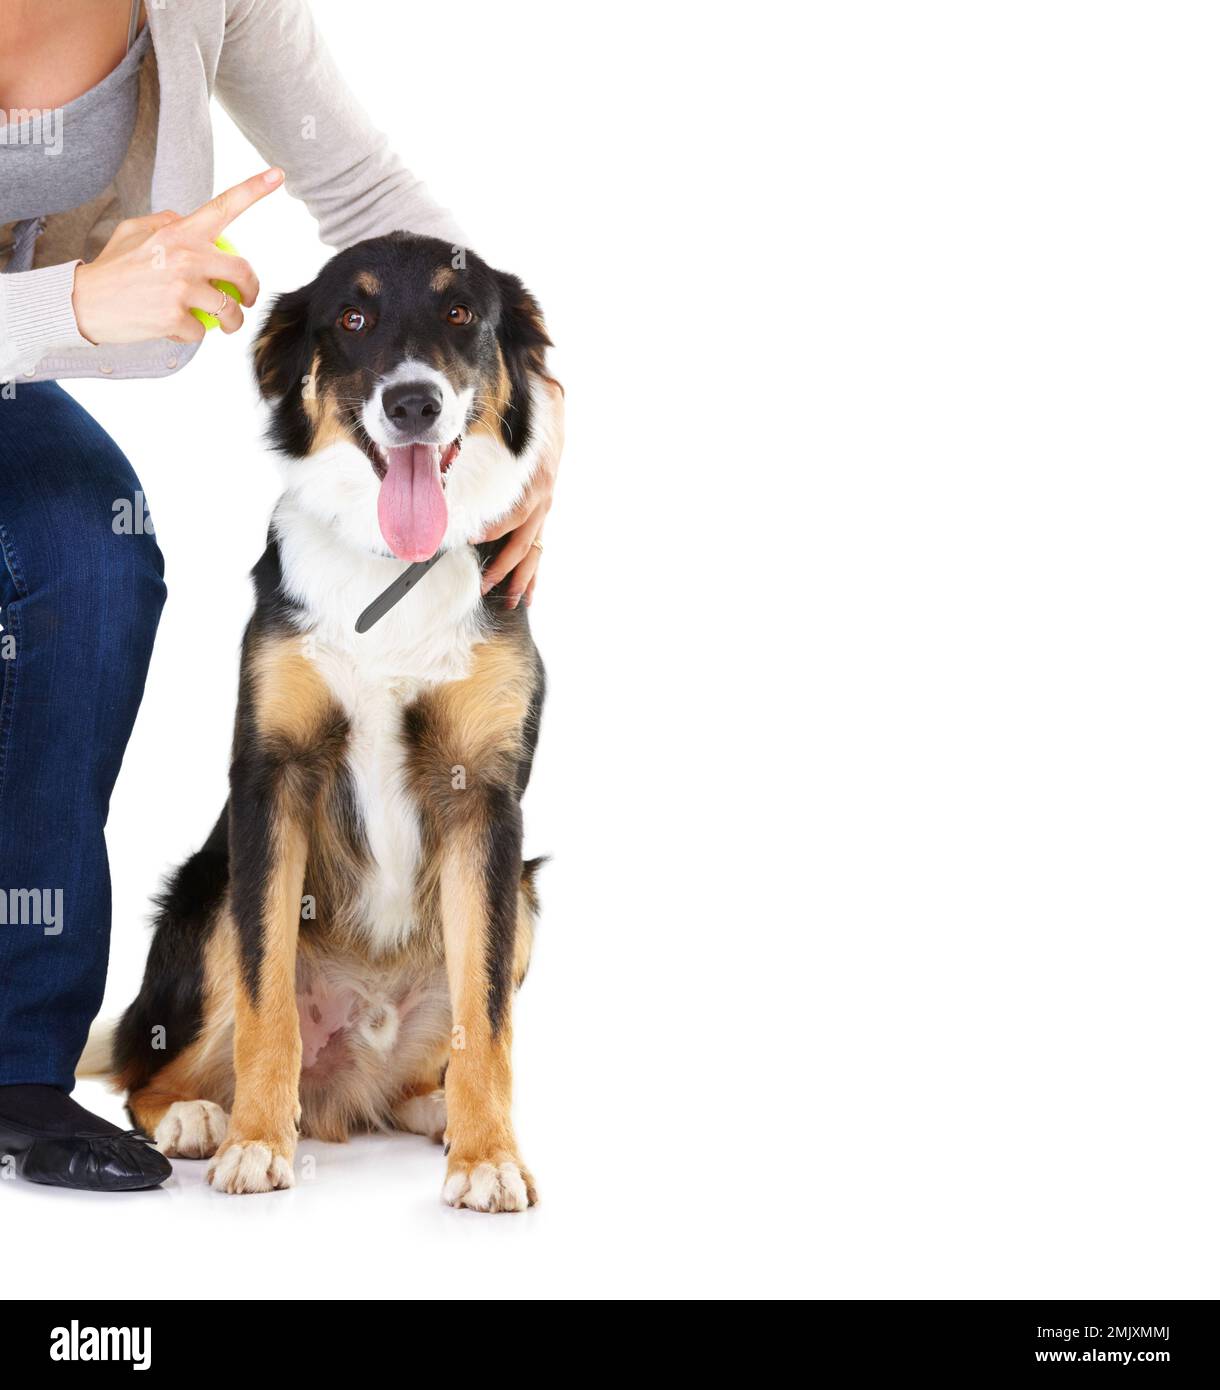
top-left (0, 0), bottom-right (562, 1191)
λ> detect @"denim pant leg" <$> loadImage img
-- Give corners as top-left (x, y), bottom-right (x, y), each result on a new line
top-left (0, 381), bottom-right (166, 1088)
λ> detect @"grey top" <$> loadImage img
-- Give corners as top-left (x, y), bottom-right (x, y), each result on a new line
top-left (0, 0), bottom-right (465, 383)
top-left (0, 26), bottom-right (152, 232)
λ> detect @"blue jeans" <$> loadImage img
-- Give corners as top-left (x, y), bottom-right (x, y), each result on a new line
top-left (0, 382), bottom-right (165, 1088)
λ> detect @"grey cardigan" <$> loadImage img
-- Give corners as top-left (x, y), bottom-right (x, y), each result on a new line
top-left (0, 0), bottom-right (464, 383)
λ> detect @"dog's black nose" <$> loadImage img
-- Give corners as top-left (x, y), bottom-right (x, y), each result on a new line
top-left (383, 381), bottom-right (443, 426)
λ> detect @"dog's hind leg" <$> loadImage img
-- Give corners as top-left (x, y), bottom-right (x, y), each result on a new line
top-left (392, 1083), bottom-right (447, 1142)
top-left (387, 1029), bottom-right (451, 1141)
top-left (127, 1037), bottom-right (231, 1159)
top-left (134, 1092), bottom-right (229, 1159)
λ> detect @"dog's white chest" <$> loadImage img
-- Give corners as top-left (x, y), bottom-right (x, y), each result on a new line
top-left (340, 681), bottom-right (423, 950)
top-left (274, 504), bottom-right (485, 951)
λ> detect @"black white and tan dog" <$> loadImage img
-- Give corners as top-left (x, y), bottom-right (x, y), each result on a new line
top-left (97, 233), bottom-right (557, 1210)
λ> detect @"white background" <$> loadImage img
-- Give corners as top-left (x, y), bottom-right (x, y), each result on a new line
top-left (7, 0), bottom-right (1219, 1299)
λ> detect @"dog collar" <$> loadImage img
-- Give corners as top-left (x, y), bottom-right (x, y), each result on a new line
top-left (355, 552), bottom-right (444, 633)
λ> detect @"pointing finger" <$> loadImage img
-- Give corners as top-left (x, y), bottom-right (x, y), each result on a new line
top-left (182, 167), bottom-right (284, 238)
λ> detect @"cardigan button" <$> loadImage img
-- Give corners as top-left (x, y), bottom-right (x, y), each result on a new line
top-left (99, 363), bottom-right (114, 375)
top-left (165, 357), bottom-right (178, 370)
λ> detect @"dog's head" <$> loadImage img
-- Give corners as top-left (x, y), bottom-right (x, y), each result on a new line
top-left (253, 232), bottom-right (552, 561)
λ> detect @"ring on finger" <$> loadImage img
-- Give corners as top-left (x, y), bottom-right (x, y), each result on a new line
top-left (213, 289), bottom-right (231, 318)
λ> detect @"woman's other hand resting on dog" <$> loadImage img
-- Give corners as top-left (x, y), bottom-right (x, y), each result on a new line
top-left (71, 168), bottom-right (283, 346)
top-left (479, 377), bottom-right (564, 607)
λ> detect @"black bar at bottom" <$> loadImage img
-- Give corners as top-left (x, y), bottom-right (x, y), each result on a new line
top-left (6, 1299), bottom-right (1214, 1372)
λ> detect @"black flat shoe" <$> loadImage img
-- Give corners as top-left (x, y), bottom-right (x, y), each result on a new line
top-left (5, 1128), bottom-right (172, 1192)
top-left (0, 1085), bottom-right (171, 1192)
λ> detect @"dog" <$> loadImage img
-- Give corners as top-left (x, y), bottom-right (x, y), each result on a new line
top-left (104, 232), bottom-right (557, 1210)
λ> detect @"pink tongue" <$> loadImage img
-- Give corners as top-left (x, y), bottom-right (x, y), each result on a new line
top-left (377, 444), bottom-right (448, 561)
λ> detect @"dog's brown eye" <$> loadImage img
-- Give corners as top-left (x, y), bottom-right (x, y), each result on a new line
top-left (339, 308), bottom-right (367, 332)
top-left (447, 304), bottom-right (474, 326)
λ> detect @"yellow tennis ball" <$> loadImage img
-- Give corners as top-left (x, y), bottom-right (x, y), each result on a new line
top-left (191, 235), bottom-right (242, 330)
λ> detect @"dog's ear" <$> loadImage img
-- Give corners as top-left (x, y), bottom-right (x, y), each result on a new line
top-left (494, 270), bottom-right (554, 456)
top-left (252, 284), bottom-right (314, 402)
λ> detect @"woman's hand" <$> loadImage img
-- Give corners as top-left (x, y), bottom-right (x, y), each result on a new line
top-left (71, 168), bottom-right (283, 346)
top-left (479, 379), bottom-right (564, 607)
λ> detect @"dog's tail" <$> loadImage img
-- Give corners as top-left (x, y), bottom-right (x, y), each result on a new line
top-left (76, 1018), bottom-right (115, 1079)
top-left (521, 854), bottom-right (549, 913)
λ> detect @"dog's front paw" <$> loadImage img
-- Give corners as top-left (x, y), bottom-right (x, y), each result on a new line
top-left (207, 1136), bottom-right (295, 1195)
top-left (443, 1154), bottom-right (536, 1213)
top-left (155, 1100), bottom-right (228, 1159)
